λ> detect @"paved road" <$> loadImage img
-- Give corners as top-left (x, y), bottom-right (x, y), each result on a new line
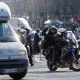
top-left (0, 55), bottom-right (80, 80)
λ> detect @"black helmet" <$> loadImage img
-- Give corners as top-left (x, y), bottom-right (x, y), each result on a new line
top-left (49, 26), bottom-right (57, 34)
top-left (36, 28), bottom-right (40, 32)
top-left (43, 25), bottom-right (49, 30)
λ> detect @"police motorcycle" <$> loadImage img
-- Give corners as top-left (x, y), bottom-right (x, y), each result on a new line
top-left (47, 28), bottom-right (80, 71)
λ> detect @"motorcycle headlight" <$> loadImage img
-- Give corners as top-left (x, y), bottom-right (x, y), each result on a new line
top-left (19, 50), bottom-right (27, 56)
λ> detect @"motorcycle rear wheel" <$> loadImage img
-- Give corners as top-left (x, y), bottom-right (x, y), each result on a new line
top-left (69, 58), bottom-right (80, 71)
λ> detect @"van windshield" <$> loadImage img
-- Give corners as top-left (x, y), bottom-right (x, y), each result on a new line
top-left (0, 23), bottom-right (19, 42)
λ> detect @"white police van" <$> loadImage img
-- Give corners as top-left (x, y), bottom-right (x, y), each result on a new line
top-left (0, 2), bottom-right (28, 80)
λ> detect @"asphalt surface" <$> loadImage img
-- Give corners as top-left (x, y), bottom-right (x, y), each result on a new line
top-left (0, 55), bottom-right (80, 80)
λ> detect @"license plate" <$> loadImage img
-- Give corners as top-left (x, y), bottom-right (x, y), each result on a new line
top-left (4, 68), bottom-right (17, 73)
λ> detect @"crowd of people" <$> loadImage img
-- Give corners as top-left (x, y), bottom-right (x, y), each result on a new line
top-left (16, 17), bottom-right (80, 67)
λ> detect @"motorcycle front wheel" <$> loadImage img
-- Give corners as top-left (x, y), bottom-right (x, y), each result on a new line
top-left (47, 60), bottom-right (58, 71)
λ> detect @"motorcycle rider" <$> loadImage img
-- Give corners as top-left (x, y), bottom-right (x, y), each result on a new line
top-left (54, 28), bottom-right (68, 65)
top-left (57, 28), bottom-right (79, 65)
top-left (43, 25), bottom-right (57, 60)
top-left (67, 30), bottom-right (79, 62)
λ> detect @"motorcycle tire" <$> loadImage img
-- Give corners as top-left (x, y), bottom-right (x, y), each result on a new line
top-left (47, 60), bottom-right (58, 71)
top-left (69, 59), bottom-right (80, 71)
